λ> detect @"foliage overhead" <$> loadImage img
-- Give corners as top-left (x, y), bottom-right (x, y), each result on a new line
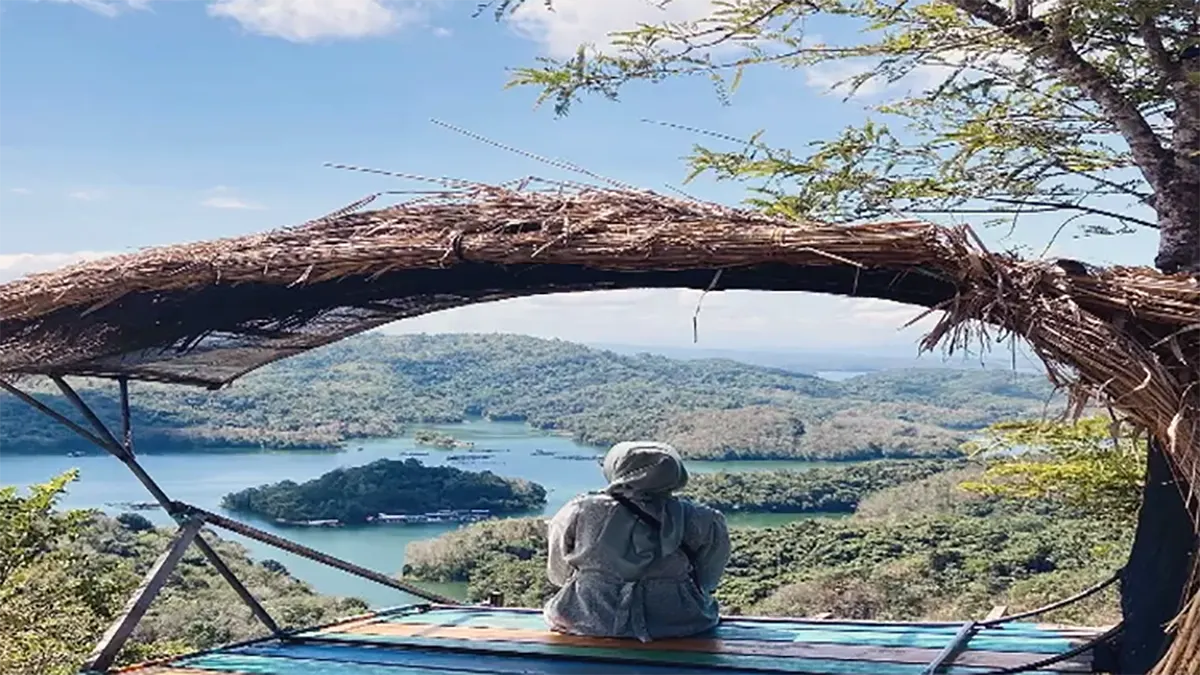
top-left (494, 0), bottom-right (1200, 272)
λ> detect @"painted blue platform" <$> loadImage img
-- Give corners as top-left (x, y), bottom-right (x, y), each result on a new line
top-left (121, 605), bottom-right (1102, 675)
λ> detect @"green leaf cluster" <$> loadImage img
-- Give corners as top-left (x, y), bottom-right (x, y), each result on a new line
top-left (496, 0), bottom-right (1192, 239)
top-left (960, 415), bottom-right (1147, 521)
top-left (0, 472), bottom-right (367, 675)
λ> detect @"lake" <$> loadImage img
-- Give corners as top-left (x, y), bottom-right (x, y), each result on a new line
top-left (0, 419), bottom-right (839, 607)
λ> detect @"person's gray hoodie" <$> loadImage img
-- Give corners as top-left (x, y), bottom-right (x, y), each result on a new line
top-left (543, 441), bottom-right (731, 641)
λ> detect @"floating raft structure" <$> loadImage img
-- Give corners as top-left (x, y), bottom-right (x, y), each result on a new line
top-left (121, 605), bottom-right (1105, 675)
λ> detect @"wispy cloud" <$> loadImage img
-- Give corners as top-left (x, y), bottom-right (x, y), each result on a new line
top-left (206, 0), bottom-right (427, 42)
top-left (0, 250), bottom-right (118, 283)
top-left (200, 186), bottom-right (263, 210)
top-left (201, 195), bottom-right (263, 210)
top-left (68, 188), bottom-right (107, 201)
top-left (41, 0), bottom-right (156, 18)
top-left (507, 0), bottom-right (719, 59)
top-left (803, 47), bottom-right (1027, 99)
top-left (8, 187), bottom-right (32, 195)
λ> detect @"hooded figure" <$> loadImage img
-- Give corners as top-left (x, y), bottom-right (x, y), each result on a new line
top-left (543, 441), bottom-right (731, 642)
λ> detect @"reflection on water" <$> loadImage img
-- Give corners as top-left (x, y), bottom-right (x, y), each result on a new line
top-left (0, 419), bottom-right (843, 607)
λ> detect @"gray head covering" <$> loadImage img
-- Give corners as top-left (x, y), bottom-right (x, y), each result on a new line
top-left (602, 441), bottom-right (689, 497)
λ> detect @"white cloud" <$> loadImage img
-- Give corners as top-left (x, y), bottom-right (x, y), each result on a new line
top-left (0, 250), bottom-right (117, 283)
top-left (8, 188), bottom-right (32, 195)
top-left (500, 3), bottom-right (1018, 98)
top-left (201, 195), bottom-right (264, 209)
top-left (68, 188), bottom-right (107, 201)
top-left (507, 0), bottom-right (719, 59)
top-left (804, 47), bottom-right (1027, 99)
top-left (199, 185), bottom-right (264, 210)
top-left (206, 0), bottom-right (424, 42)
top-left (381, 288), bottom-right (940, 351)
top-left (41, 0), bottom-right (156, 18)
top-left (432, 25), bottom-right (451, 38)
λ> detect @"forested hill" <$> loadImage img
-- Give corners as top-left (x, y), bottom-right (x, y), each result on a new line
top-left (222, 459), bottom-right (547, 524)
top-left (0, 333), bottom-right (1056, 460)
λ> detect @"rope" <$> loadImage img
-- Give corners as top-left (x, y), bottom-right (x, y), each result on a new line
top-left (924, 569), bottom-right (1124, 675)
top-left (973, 622), bottom-right (1124, 675)
top-left (980, 568), bottom-right (1123, 627)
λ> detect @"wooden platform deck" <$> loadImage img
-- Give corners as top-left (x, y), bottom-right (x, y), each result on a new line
top-left (119, 605), bottom-right (1104, 675)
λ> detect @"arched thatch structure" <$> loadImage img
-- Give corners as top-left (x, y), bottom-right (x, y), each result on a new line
top-left (1, 184), bottom-right (1198, 672)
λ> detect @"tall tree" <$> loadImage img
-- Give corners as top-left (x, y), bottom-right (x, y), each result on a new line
top-left (488, 1), bottom-right (1199, 671)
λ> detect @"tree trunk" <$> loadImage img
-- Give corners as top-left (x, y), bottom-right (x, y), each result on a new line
top-left (1118, 439), bottom-right (1199, 674)
top-left (1149, 73), bottom-right (1199, 272)
top-left (1152, 180), bottom-right (1200, 274)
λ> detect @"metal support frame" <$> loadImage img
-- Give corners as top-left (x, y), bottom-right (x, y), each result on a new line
top-left (53, 376), bottom-right (126, 457)
top-left (921, 620), bottom-right (977, 675)
top-left (82, 519), bottom-right (205, 673)
top-left (4, 375), bottom-right (460, 671)
top-left (4, 377), bottom-right (285, 651)
top-left (193, 535), bottom-right (284, 634)
top-left (56, 377), bottom-right (287, 640)
top-left (187, 506), bottom-right (460, 605)
top-left (118, 377), bottom-right (133, 453)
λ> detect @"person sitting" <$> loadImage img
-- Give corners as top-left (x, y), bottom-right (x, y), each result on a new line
top-left (543, 441), bottom-right (731, 642)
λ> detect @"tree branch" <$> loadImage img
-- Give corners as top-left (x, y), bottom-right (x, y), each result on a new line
top-left (1013, 0), bottom-right (1031, 21)
top-left (1049, 162), bottom-right (1156, 204)
top-left (949, 0), bottom-right (1173, 195)
top-left (1137, 17), bottom-right (1178, 84)
top-left (985, 196), bottom-right (1159, 229)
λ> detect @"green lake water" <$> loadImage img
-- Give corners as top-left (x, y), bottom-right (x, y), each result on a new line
top-left (0, 420), bottom-right (846, 607)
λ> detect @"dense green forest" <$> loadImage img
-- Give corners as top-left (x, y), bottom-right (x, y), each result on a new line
top-left (1, 472), bottom-right (366, 675)
top-left (404, 448), bottom-right (1127, 624)
top-left (221, 459), bottom-right (547, 523)
top-left (405, 509), bottom-right (1125, 623)
top-left (0, 333), bottom-right (1056, 461)
top-left (681, 460), bottom-right (960, 513)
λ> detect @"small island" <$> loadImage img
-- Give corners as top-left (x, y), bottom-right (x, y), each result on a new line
top-left (413, 429), bottom-right (476, 450)
top-left (221, 458), bottom-right (546, 526)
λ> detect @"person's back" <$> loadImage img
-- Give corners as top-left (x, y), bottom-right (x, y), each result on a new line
top-left (543, 441), bottom-right (731, 642)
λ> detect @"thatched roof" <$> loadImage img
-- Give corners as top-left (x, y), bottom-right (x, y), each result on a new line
top-left (3, 182), bottom-right (1197, 470)
top-left (0, 186), bottom-right (957, 386)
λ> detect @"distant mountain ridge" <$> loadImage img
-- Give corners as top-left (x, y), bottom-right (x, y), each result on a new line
top-left (588, 342), bottom-right (1044, 374)
top-left (0, 333), bottom-right (1056, 460)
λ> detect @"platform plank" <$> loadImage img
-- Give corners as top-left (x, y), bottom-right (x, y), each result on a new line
top-left (116, 606), bottom-right (1101, 675)
top-left (382, 609), bottom-right (1099, 642)
top-left (343, 614), bottom-right (1081, 654)
top-left (311, 622), bottom-right (1089, 671)
top-left (314, 628), bottom-right (1084, 674)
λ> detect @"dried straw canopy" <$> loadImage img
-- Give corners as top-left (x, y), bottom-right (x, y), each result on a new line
top-left (3, 184), bottom-right (1197, 464)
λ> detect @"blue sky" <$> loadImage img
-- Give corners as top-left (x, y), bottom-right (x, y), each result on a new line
top-left (0, 0), bottom-right (1160, 356)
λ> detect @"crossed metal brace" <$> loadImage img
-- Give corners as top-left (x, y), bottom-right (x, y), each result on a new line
top-left (0, 375), bottom-right (456, 674)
